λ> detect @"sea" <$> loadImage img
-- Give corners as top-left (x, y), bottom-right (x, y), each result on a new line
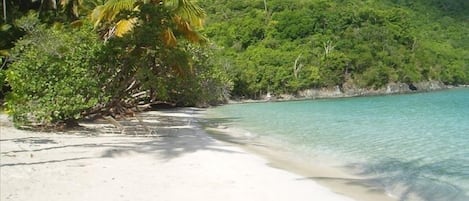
top-left (205, 88), bottom-right (469, 201)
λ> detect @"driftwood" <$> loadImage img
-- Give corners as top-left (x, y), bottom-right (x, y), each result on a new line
top-left (103, 114), bottom-right (155, 136)
top-left (103, 116), bottom-right (125, 134)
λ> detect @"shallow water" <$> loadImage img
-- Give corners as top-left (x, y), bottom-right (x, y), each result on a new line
top-left (207, 88), bottom-right (469, 201)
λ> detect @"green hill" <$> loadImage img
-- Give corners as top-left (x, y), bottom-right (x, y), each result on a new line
top-left (199, 0), bottom-right (469, 98)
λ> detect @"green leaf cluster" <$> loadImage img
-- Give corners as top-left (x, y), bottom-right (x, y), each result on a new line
top-left (5, 14), bottom-right (103, 126)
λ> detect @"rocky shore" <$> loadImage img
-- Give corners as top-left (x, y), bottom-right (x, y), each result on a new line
top-left (231, 80), bottom-right (456, 103)
top-left (297, 80), bottom-right (447, 99)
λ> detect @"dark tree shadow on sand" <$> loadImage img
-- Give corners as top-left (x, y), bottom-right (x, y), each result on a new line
top-left (0, 109), bottom-right (245, 167)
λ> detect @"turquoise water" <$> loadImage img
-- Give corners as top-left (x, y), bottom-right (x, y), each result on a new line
top-left (207, 88), bottom-right (469, 201)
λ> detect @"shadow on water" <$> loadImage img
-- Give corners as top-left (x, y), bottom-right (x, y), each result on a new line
top-left (342, 158), bottom-right (469, 201)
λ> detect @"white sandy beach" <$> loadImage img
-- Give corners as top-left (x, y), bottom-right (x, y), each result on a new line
top-left (0, 109), bottom-right (359, 201)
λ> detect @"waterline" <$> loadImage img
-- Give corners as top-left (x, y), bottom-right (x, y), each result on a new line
top-left (206, 89), bottom-right (469, 201)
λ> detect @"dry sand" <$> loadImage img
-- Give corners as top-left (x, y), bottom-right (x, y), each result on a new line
top-left (1, 108), bottom-right (357, 201)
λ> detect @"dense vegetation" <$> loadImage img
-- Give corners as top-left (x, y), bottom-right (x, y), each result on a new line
top-left (1, 0), bottom-right (231, 127)
top-left (0, 0), bottom-right (468, 127)
top-left (199, 0), bottom-right (469, 98)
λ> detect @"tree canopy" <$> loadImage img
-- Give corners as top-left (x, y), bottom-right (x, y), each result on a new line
top-left (199, 0), bottom-right (469, 98)
top-left (1, 0), bottom-right (231, 127)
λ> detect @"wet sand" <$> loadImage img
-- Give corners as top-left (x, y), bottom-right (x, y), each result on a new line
top-left (205, 125), bottom-right (397, 201)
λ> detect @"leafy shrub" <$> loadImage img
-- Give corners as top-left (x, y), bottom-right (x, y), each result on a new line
top-left (6, 13), bottom-right (103, 127)
top-left (0, 68), bottom-right (6, 107)
top-left (179, 44), bottom-right (233, 106)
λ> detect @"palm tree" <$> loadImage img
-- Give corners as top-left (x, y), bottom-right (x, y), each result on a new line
top-left (83, 0), bottom-right (209, 115)
top-left (91, 0), bottom-right (206, 45)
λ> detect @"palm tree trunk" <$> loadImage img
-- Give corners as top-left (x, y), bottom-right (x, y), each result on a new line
top-left (3, 0), bottom-right (6, 21)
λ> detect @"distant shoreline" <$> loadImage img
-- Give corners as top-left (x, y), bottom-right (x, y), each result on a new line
top-left (227, 81), bottom-right (468, 105)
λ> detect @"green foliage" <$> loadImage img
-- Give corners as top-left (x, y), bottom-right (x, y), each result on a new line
top-left (200, 0), bottom-right (469, 98)
top-left (156, 44), bottom-right (233, 106)
top-left (272, 8), bottom-right (318, 40)
top-left (2, 0), bottom-right (230, 127)
top-left (0, 66), bottom-right (5, 94)
top-left (95, 3), bottom-right (230, 110)
top-left (6, 14), bottom-right (103, 126)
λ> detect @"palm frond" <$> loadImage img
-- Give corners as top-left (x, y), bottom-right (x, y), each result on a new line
top-left (115, 18), bottom-right (137, 37)
top-left (173, 0), bottom-right (205, 28)
top-left (176, 0), bottom-right (206, 28)
top-left (104, 0), bottom-right (136, 17)
top-left (91, 0), bottom-right (137, 27)
top-left (81, 0), bottom-right (106, 15)
top-left (173, 15), bottom-right (207, 44)
top-left (162, 28), bottom-right (177, 47)
top-left (91, 5), bottom-right (105, 27)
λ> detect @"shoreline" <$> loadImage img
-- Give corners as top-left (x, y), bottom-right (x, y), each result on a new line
top-left (204, 88), bottom-right (469, 201)
top-left (1, 109), bottom-right (358, 201)
top-left (227, 81), bottom-right (468, 105)
top-left (203, 124), bottom-right (397, 201)
top-left (2, 88), bottom-right (467, 200)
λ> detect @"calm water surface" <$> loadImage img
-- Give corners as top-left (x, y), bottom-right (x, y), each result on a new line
top-left (207, 88), bottom-right (469, 201)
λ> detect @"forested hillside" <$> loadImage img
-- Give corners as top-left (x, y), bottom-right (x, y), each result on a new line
top-left (199, 0), bottom-right (469, 98)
